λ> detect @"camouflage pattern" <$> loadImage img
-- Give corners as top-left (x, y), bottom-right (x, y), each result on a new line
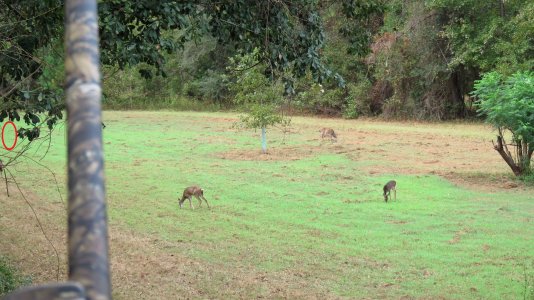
top-left (2, 1), bottom-right (110, 299)
top-left (3, 282), bottom-right (86, 300)
top-left (64, 0), bottom-right (111, 299)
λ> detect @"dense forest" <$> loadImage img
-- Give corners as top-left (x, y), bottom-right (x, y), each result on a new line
top-left (99, 0), bottom-right (533, 120)
top-left (2, 0), bottom-right (533, 125)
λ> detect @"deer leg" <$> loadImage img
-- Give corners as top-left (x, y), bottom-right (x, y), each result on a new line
top-left (195, 195), bottom-right (202, 207)
top-left (201, 196), bottom-right (210, 209)
top-left (394, 188), bottom-right (396, 201)
top-left (188, 196), bottom-right (194, 209)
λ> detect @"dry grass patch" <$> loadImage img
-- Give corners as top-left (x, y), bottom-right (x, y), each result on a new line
top-left (215, 146), bottom-right (323, 161)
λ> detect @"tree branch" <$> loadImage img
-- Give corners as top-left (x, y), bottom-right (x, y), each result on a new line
top-left (493, 135), bottom-right (522, 176)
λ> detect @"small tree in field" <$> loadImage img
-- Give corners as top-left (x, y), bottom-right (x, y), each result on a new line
top-left (229, 49), bottom-right (290, 154)
top-left (472, 71), bottom-right (534, 176)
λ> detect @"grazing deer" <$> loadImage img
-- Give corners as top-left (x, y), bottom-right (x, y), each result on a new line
top-left (320, 127), bottom-right (337, 142)
top-left (179, 186), bottom-right (210, 209)
top-left (383, 180), bottom-right (396, 202)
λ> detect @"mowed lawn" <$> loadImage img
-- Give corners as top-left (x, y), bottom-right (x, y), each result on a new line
top-left (1, 111), bottom-right (533, 299)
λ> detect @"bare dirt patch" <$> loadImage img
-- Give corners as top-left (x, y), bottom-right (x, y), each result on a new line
top-left (214, 116), bottom-right (530, 191)
top-left (320, 123), bottom-right (528, 192)
top-left (440, 172), bottom-right (527, 193)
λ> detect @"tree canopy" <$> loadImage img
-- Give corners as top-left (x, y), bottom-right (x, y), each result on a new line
top-left (1, 0), bottom-right (346, 141)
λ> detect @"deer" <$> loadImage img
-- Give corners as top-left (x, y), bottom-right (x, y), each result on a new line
top-left (319, 127), bottom-right (337, 142)
top-left (383, 180), bottom-right (396, 203)
top-left (179, 186), bottom-right (210, 209)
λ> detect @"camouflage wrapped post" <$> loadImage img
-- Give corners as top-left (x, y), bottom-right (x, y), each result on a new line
top-left (65, 0), bottom-right (111, 299)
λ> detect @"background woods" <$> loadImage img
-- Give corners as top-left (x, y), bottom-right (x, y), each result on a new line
top-left (2, 1), bottom-right (532, 124)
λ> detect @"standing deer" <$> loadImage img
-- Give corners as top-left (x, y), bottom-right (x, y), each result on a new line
top-left (320, 127), bottom-right (337, 142)
top-left (179, 186), bottom-right (210, 209)
top-left (383, 180), bottom-right (397, 202)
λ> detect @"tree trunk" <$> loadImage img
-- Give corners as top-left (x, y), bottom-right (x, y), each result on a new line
top-left (494, 136), bottom-right (522, 176)
top-left (261, 127), bottom-right (267, 154)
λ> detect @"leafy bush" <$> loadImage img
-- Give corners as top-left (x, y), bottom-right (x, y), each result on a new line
top-left (293, 81), bottom-right (323, 113)
top-left (472, 71), bottom-right (534, 176)
top-left (187, 70), bottom-right (229, 102)
top-left (343, 80), bottom-right (373, 119)
top-left (293, 81), bottom-right (347, 116)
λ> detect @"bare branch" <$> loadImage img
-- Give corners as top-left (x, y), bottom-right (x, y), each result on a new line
top-left (4, 168), bottom-right (61, 281)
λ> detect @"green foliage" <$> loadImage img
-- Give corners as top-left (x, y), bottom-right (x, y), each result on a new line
top-left (0, 1), bottom-right (64, 140)
top-left (235, 104), bottom-right (288, 130)
top-left (292, 81), bottom-right (321, 112)
top-left (519, 172), bottom-right (534, 185)
top-left (0, 256), bottom-right (30, 296)
top-left (320, 88), bottom-right (346, 115)
top-left (209, 1), bottom-right (344, 89)
top-left (98, 1), bottom-right (200, 78)
top-left (196, 70), bottom-right (229, 101)
top-left (228, 50), bottom-right (290, 152)
top-left (371, 1), bottom-right (466, 120)
top-left (103, 34), bottom-right (231, 108)
top-left (427, 0), bottom-right (534, 74)
top-left (473, 71), bottom-right (534, 145)
top-left (101, 0), bottom-right (531, 120)
top-left (165, 34), bottom-right (232, 103)
top-left (473, 71), bottom-right (534, 175)
top-left (339, 0), bottom-right (386, 56)
top-left (5, 0), bottom-right (532, 121)
top-left (292, 76), bottom-right (351, 117)
top-left (3, 0), bottom-right (345, 142)
top-left (357, 0), bottom-right (534, 119)
top-left (343, 80), bottom-right (373, 118)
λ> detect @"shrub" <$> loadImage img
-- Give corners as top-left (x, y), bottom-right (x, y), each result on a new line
top-left (343, 80), bottom-right (373, 119)
top-left (472, 71), bottom-right (534, 176)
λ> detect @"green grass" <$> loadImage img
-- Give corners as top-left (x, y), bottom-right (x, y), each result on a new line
top-left (0, 256), bottom-right (31, 296)
top-left (5, 111), bottom-right (534, 299)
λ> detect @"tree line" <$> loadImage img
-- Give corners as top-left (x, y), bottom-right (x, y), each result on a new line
top-left (102, 0), bottom-right (533, 120)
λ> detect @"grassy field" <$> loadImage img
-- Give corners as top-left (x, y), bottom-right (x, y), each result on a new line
top-left (1, 111), bottom-right (533, 299)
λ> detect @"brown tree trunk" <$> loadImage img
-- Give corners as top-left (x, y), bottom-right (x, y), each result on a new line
top-left (493, 136), bottom-right (522, 176)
